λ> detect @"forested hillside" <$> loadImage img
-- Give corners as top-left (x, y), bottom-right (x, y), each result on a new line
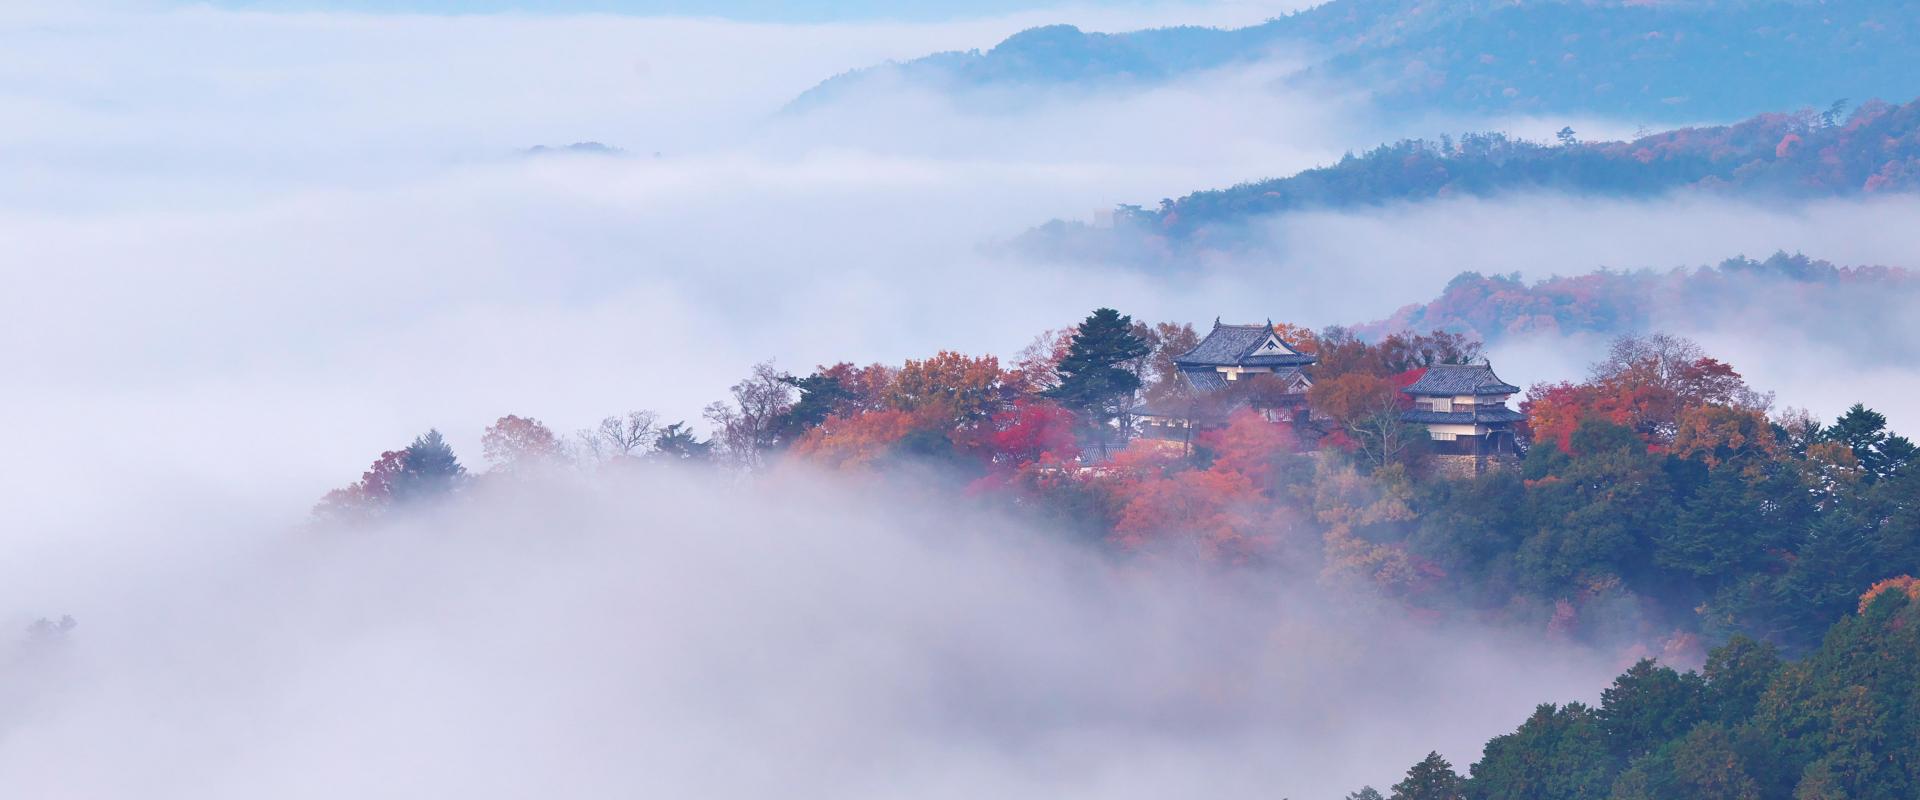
top-left (315, 304), bottom-right (1920, 796)
top-left (1022, 96), bottom-right (1920, 257)
top-left (320, 313), bottom-right (1919, 661)
top-left (794, 0), bottom-right (1920, 122)
top-left (1356, 253), bottom-right (1917, 358)
top-left (1355, 585), bottom-right (1920, 800)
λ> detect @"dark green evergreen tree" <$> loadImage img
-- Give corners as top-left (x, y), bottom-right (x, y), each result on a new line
top-left (1747, 590), bottom-right (1920, 799)
top-left (1467, 703), bottom-right (1617, 800)
top-left (1045, 307), bottom-right (1149, 452)
top-left (775, 371), bottom-right (853, 443)
top-left (1826, 404), bottom-right (1912, 481)
top-left (1515, 421), bottom-right (1674, 597)
top-left (391, 429), bottom-right (465, 503)
top-left (1611, 724), bottom-right (1760, 800)
top-left (1656, 464), bottom-right (1765, 584)
top-left (1878, 434), bottom-right (1916, 479)
top-left (1596, 659), bottom-right (1707, 761)
top-left (1700, 635), bottom-right (1781, 726)
top-left (652, 422), bottom-right (712, 462)
top-left (1775, 509), bottom-right (1881, 648)
top-left (1391, 751), bottom-right (1464, 800)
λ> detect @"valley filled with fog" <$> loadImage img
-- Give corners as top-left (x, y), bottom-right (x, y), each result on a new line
top-left (4, 2), bottom-right (1919, 798)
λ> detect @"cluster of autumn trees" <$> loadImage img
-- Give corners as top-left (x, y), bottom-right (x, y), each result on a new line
top-left (315, 307), bottom-right (1920, 796)
top-left (1406, 335), bottom-right (1918, 654)
top-left (317, 313), bottom-right (1917, 659)
top-left (313, 413), bottom-right (710, 522)
top-left (1347, 582), bottom-right (1920, 800)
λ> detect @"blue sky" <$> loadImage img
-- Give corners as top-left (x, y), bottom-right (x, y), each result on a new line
top-left (193, 0), bottom-right (1199, 23)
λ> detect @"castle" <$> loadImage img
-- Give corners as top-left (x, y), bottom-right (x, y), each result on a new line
top-left (1133, 320), bottom-right (1524, 474)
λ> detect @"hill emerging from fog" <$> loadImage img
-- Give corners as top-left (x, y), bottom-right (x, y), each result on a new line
top-left (1356, 252), bottom-right (1917, 363)
top-left (791, 0), bottom-right (1920, 121)
top-left (1018, 96), bottom-right (1920, 260)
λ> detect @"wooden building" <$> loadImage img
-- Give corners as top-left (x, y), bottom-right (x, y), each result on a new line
top-left (1400, 362), bottom-right (1525, 475)
top-left (1135, 321), bottom-right (1317, 443)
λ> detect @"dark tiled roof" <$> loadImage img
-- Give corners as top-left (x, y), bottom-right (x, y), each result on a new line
top-left (1403, 363), bottom-right (1521, 396)
top-left (1402, 406), bottom-right (1527, 425)
top-left (1174, 322), bottom-right (1317, 368)
top-left (1185, 370), bottom-right (1228, 392)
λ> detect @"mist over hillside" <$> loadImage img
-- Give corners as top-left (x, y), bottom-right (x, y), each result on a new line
top-left (794, 0), bottom-right (1920, 122)
top-left (1356, 253), bottom-right (1917, 355)
top-left (5, 2), bottom-right (1919, 799)
top-left (1019, 95), bottom-right (1920, 259)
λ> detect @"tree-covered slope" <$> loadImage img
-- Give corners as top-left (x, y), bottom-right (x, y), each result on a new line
top-left (1356, 253), bottom-right (1917, 357)
top-left (1020, 96), bottom-right (1920, 257)
top-left (1358, 585), bottom-right (1920, 799)
top-left (792, 0), bottom-right (1920, 122)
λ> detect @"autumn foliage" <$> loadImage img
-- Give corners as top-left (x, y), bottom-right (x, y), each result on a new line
top-left (794, 409), bottom-right (933, 470)
top-left (1859, 576), bottom-right (1920, 614)
top-left (482, 414), bottom-right (563, 471)
top-left (1522, 335), bottom-right (1769, 453)
top-left (959, 399), bottom-right (1079, 466)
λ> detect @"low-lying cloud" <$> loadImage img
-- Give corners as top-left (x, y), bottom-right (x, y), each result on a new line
top-left (0, 469), bottom-right (1618, 800)
top-left (3, 4), bottom-right (1919, 797)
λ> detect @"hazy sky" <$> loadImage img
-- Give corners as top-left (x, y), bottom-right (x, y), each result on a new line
top-left (185, 0), bottom-right (1297, 23)
top-left (6, 1), bottom-right (1914, 513)
top-left (1, 3), bottom-right (1915, 798)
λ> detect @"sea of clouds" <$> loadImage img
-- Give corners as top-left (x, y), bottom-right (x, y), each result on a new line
top-left (2, 3), bottom-right (1915, 797)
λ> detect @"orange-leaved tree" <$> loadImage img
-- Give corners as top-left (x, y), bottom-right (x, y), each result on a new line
top-left (1672, 404), bottom-right (1780, 469)
top-left (888, 351), bottom-right (1010, 425)
top-left (482, 414), bottom-right (563, 472)
top-left (793, 409), bottom-right (931, 470)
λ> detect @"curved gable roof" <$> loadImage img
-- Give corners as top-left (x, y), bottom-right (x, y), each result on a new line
top-left (1174, 321), bottom-right (1318, 368)
top-left (1403, 363), bottom-right (1521, 396)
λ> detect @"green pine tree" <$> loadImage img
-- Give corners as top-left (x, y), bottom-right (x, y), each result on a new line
top-left (1467, 703), bottom-right (1618, 800)
top-left (1045, 307), bottom-right (1149, 453)
top-left (653, 422), bottom-right (712, 462)
top-left (392, 429), bottom-right (465, 502)
top-left (1597, 659), bottom-right (1707, 761)
top-left (1391, 751), bottom-right (1464, 800)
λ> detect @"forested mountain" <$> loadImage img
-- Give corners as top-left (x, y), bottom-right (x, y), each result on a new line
top-left (1021, 96), bottom-right (1920, 258)
top-left (1357, 253), bottom-right (1917, 359)
top-left (793, 0), bottom-right (1920, 122)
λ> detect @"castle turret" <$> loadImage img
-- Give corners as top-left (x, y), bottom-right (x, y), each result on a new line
top-left (1134, 321), bottom-right (1318, 444)
top-left (1401, 362), bottom-right (1525, 475)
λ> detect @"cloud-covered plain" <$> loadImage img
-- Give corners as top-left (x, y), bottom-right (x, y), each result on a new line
top-left (0, 469), bottom-right (1618, 800)
top-left (2, 4), bottom-right (1918, 798)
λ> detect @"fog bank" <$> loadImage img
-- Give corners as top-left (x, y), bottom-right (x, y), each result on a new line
top-left (0, 469), bottom-right (1616, 799)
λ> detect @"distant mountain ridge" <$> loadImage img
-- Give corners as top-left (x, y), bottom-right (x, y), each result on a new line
top-left (793, 0), bottom-right (1920, 121)
top-left (1354, 253), bottom-right (1917, 363)
top-left (1018, 95), bottom-right (1920, 260)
